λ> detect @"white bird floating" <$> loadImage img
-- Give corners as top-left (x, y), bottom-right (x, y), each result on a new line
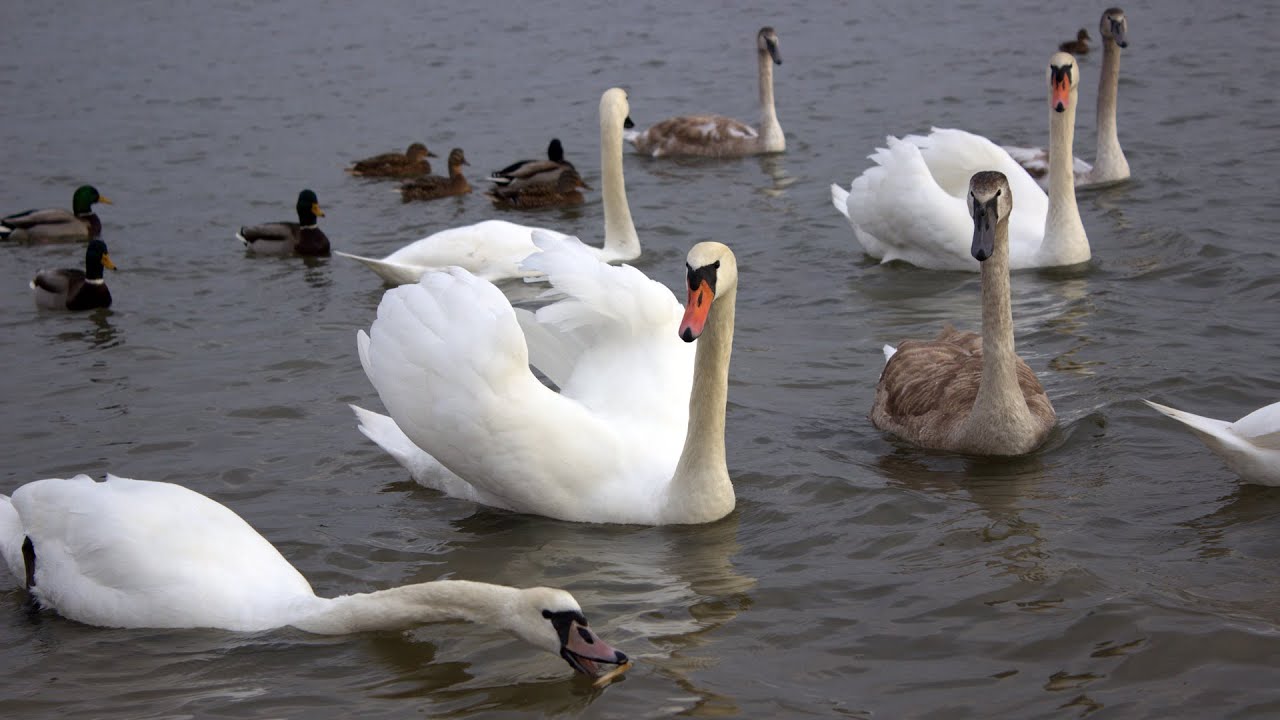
top-left (1143, 400), bottom-right (1280, 486)
top-left (353, 234), bottom-right (740, 525)
top-left (0, 474), bottom-right (629, 679)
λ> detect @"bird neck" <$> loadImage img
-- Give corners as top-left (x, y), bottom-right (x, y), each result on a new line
top-left (292, 580), bottom-right (518, 635)
top-left (1042, 94), bottom-right (1090, 266)
top-left (1094, 40), bottom-right (1130, 181)
top-left (600, 109), bottom-right (640, 261)
top-left (757, 50), bottom-right (784, 151)
top-left (665, 286), bottom-right (736, 524)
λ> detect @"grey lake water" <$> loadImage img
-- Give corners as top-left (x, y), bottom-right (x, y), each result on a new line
top-left (1, 0), bottom-right (1278, 717)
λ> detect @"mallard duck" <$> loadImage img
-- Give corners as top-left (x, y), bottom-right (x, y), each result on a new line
top-left (237, 189), bottom-right (330, 256)
top-left (489, 138), bottom-right (576, 187)
top-left (486, 168), bottom-right (590, 209)
top-left (0, 474), bottom-right (630, 680)
top-left (30, 238), bottom-right (116, 311)
top-left (1, 185), bottom-right (112, 242)
top-left (347, 142), bottom-right (436, 178)
top-left (626, 27), bottom-right (784, 158)
top-left (1059, 28), bottom-right (1091, 55)
top-left (400, 148), bottom-right (471, 202)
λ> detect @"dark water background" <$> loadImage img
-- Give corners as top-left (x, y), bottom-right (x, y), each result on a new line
top-left (1, 0), bottom-right (1278, 717)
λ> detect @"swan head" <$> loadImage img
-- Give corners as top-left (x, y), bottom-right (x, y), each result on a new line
top-left (680, 242), bottom-right (738, 342)
top-left (507, 587), bottom-right (629, 676)
top-left (1100, 8), bottom-right (1128, 49)
top-left (968, 171), bottom-right (1012, 262)
top-left (1046, 52), bottom-right (1079, 113)
top-left (757, 27), bottom-right (781, 65)
top-left (601, 88), bottom-right (633, 133)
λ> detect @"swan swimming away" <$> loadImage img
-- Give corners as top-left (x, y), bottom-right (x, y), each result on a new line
top-left (626, 27), bottom-right (784, 158)
top-left (353, 235), bottom-right (739, 525)
top-left (0, 474), bottom-right (628, 678)
top-left (1143, 400), bottom-right (1280, 486)
top-left (832, 52), bottom-right (1088, 271)
top-left (337, 88), bottom-right (641, 285)
top-left (1005, 8), bottom-right (1131, 189)
top-left (871, 171), bottom-right (1056, 455)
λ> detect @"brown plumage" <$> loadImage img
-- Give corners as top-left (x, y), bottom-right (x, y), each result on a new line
top-left (1059, 28), bottom-right (1091, 55)
top-left (400, 148), bottom-right (471, 202)
top-left (870, 171), bottom-right (1055, 456)
top-left (485, 168), bottom-right (589, 209)
top-left (347, 143), bottom-right (436, 178)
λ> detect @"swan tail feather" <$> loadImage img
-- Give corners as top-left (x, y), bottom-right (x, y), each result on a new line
top-left (0, 494), bottom-right (25, 588)
top-left (830, 184), bottom-right (851, 219)
top-left (334, 250), bottom-right (438, 286)
top-left (1142, 400), bottom-right (1233, 438)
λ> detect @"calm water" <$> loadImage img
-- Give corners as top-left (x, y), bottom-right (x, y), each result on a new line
top-left (2, 0), bottom-right (1278, 717)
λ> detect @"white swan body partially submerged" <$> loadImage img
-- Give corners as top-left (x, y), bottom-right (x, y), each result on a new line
top-left (354, 236), bottom-right (739, 525)
top-left (337, 88), bottom-right (641, 285)
top-left (626, 27), bottom-right (784, 158)
top-left (1005, 8), bottom-right (1131, 189)
top-left (871, 171), bottom-right (1056, 456)
top-left (0, 474), bottom-right (627, 677)
top-left (1143, 400), bottom-right (1280, 486)
top-left (832, 52), bottom-right (1088, 271)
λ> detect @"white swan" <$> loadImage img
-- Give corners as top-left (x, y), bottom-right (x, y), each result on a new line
top-left (1143, 400), bottom-right (1280, 486)
top-left (831, 52), bottom-right (1088, 271)
top-left (1004, 8), bottom-right (1131, 189)
top-left (353, 237), bottom-right (739, 525)
top-left (871, 171), bottom-right (1056, 455)
top-left (336, 88), bottom-right (640, 285)
top-left (626, 27), bottom-right (784, 158)
top-left (0, 474), bottom-right (628, 677)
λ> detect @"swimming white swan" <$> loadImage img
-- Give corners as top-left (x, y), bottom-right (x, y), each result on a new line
top-left (353, 238), bottom-right (738, 525)
top-left (0, 474), bottom-right (628, 677)
top-left (1004, 8), bottom-right (1131, 189)
top-left (336, 88), bottom-right (641, 285)
top-left (1143, 400), bottom-right (1280, 486)
top-left (626, 27), bottom-right (784, 158)
top-left (871, 171), bottom-right (1056, 455)
top-left (831, 52), bottom-right (1088, 271)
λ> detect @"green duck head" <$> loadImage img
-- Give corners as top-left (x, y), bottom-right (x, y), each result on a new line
top-left (72, 185), bottom-right (111, 215)
top-left (295, 189), bottom-right (324, 225)
top-left (85, 238), bottom-right (117, 280)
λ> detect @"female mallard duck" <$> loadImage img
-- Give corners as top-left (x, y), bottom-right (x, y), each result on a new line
top-left (1143, 400), bottom-right (1280, 486)
top-left (237, 189), bottom-right (330, 256)
top-left (30, 238), bottom-right (116, 311)
top-left (1005, 9), bottom-right (1130, 188)
top-left (400, 148), bottom-right (471, 202)
top-left (347, 142), bottom-right (436, 178)
top-left (1, 185), bottom-right (112, 242)
top-left (1059, 28), bottom-right (1091, 54)
top-left (871, 172), bottom-right (1056, 456)
top-left (489, 138), bottom-right (576, 187)
top-left (0, 474), bottom-right (629, 680)
top-left (486, 168), bottom-right (589, 209)
top-left (626, 27), bottom-right (784, 158)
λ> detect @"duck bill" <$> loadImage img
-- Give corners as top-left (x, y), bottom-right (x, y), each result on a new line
top-left (559, 620), bottom-right (628, 676)
top-left (312, 202), bottom-right (325, 217)
top-left (98, 196), bottom-right (113, 205)
top-left (679, 280), bottom-right (714, 342)
top-left (971, 208), bottom-right (995, 262)
top-left (101, 253), bottom-right (117, 270)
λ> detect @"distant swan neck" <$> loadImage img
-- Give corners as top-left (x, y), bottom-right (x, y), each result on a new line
top-left (757, 49), bottom-right (784, 152)
top-left (1094, 41), bottom-right (1130, 181)
top-left (292, 580), bottom-right (517, 635)
top-left (665, 286), bottom-right (736, 523)
top-left (601, 106), bottom-right (640, 261)
top-left (1041, 91), bottom-right (1090, 266)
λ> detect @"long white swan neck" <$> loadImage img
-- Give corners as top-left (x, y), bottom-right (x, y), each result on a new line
top-left (1042, 88), bottom-right (1090, 266)
top-left (291, 580), bottom-right (517, 635)
top-left (601, 105), bottom-right (640, 261)
top-left (665, 287), bottom-right (737, 523)
top-left (757, 48), bottom-right (784, 152)
top-left (1094, 40), bottom-right (1130, 181)
top-left (964, 217), bottom-right (1032, 444)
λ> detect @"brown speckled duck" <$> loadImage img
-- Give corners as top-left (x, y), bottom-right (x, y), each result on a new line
top-left (31, 238), bottom-right (116, 311)
top-left (237, 189), bottom-right (331, 256)
top-left (486, 168), bottom-right (589, 209)
top-left (400, 149), bottom-right (471, 202)
top-left (1, 185), bottom-right (112, 242)
top-left (1059, 28), bottom-right (1091, 55)
top-left (347, 143), bottom-right (437, 178)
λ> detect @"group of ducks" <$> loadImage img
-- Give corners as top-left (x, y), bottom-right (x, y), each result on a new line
top-left (1, 12), bottom-right (1276, 684)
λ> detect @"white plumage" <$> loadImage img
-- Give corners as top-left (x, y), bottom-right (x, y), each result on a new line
top-left (1143, 400), bottom-right (1280, 486)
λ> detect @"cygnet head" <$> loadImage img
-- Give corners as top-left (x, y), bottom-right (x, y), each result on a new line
top-left (1046, 52), bottom-right (1079, 113)
top-left (968, 171), bottom-right (1013, 262)
top-left (1100, 8), bottom-right (1128, 49)
top-left (679, 242), bottom-right (738, 342)
top-left (757, 27), bottom-right (781, 65)
top-left (507, 587), bottom-right (629, 677)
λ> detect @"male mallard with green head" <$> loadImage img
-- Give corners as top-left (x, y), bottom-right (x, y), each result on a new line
top-left (1, 185), bottom-right (112, 242)
top-left (31, 238), bottom-right (117, 310)
top-left (237, 189), bottom-right (331, 256)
